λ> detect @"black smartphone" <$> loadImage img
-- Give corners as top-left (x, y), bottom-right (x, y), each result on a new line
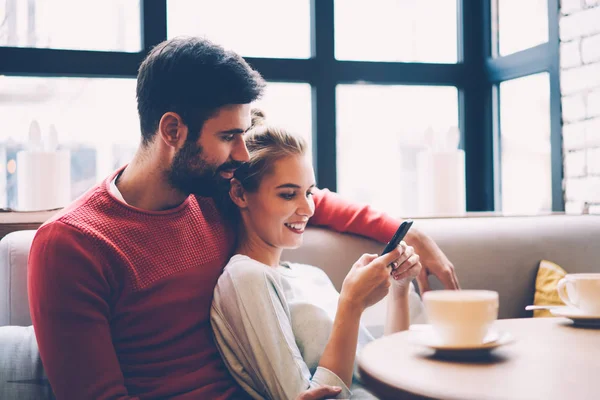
top-left (381, 220), bottom-right (413, 256)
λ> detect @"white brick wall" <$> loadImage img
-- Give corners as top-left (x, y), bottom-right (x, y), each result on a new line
top-left (582, 34), bottom-right (600, 63)
top-left (565, 176), bottom-right (600, 202)
top-left (565, 200), bottom-right (585, 213)
top-left (588, 89), bottom-right (600, 117)
top-left (560, 6), bottom-right (600, 40)
top-left (561, 94), bottom-right (586, 122)
top-left (586, 117), bottom-right (600, 147)
top-left (560, 40), bottom-right (582, 68)
top-left (562, 0), bottom-right (583, 15)
top-left (589, 178), bottom-right (600, 202)
top-left (562, 121), bottom-right (587, 150)
top-left (561, 63), bottom-right (600, 94)
top-left (560, 2), bottom-right (600, 212)
top-left (564, 150), bottom-right (587, 177)
top-left (588, 147), bottom-right (600, 174)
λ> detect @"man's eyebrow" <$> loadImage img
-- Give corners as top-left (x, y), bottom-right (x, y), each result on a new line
top-left (275, 183), bottom-right (316, 189)
top-left (218, 128), bottom-right (246, 135)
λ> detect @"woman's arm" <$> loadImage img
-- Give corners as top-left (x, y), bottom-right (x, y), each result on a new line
top-left (211, 258), bottom-right (353, 400)
top-left (310, 188), bottom-right (399, 243)
top-left (316, 299), bottom-right (363, 386)
top-left (28, 222), bottom-right (137, 400)
top-left (385, 287), bottom-right (411, 335)
top-left (384, 242), bottom-right (423, 335)
top-left (319, 249), bottom-right (405, 386)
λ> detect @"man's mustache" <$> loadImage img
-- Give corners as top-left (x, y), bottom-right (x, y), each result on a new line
top-left (217, 161), bottom-right (244, 173)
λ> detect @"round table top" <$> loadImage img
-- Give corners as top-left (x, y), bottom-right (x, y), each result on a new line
top-left (358, 318), bottom-right (600, 400)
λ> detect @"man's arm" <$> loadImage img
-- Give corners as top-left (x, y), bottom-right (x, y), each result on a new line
top-left (310, 188), bottom-right (460, 292)
top-left (310, 188), bottom-right (399, 243)
top-left (28, 222), bottom-right (138, 400)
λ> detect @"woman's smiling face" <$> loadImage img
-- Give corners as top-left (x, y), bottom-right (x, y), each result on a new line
top-left (242, 154), bottom-right (316, 250)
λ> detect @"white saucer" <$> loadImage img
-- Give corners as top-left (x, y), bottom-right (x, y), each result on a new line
top-left (408, 326), bottom-right (514, 358)
top-left (550, 306), bottom-right (600, 327)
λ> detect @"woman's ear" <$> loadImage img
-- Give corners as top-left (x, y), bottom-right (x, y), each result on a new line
top-left (229, 178), bottom-right (248, 208)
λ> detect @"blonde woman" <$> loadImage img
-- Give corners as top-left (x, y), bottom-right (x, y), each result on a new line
top-left (211, 111), bottom-right (425, 399)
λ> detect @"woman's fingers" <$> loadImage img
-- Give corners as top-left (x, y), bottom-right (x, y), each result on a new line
top-left (398, 246), bottom-right (416, 269)
top-left (377, 246), bottom-right (404, 269)
top-left (353, 253), bottom-right (378, 268)
top-left (392, 254), bottom-right (421, 280)
top-left (396, 243), bottom-right (414, 267)
top-left (389, 242), bottom-right (413, 270)
top-left (392, 262), bottom-right (422, 281)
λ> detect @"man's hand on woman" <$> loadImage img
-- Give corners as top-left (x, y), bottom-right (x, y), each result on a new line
top-left (406, 228), bottom-right (460, 293)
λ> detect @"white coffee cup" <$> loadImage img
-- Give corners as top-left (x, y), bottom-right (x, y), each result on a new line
top-left (423, 290), bottom-right (499, 346)
top-left (557, 273), bottom-right (600, 315)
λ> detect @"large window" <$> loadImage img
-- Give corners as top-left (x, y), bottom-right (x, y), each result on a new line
top-left (334, 0), bottom-right (458, 63)
top-left (0, 0), bottom-right (562, 215)
top-left (336, 85), bottom-right (459, 216)
top-left (0, 0), bottom-right (141, 52)
top-left (167, 0), bottom-right (311, 59)
top-left (499, 73), bottom-right (552, 214)
top-left (0, 77), bottom-right (139, 208)
top-left (495, 0), bottom-right (549, 56)
top-left (489, 0), bottom-right (561, 213)
top-left (252, 83), bottom-right (313, 156)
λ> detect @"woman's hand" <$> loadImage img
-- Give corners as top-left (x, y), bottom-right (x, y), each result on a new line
top-left (389, 241), bottom-right (422, 293)
top-left (295, 385), bottom-right (343, 400)
top-left (339, 247), bottom-right (404, 312)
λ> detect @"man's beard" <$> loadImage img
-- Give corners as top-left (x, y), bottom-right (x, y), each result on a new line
top-left (166, 141), bottom-right (242, 198)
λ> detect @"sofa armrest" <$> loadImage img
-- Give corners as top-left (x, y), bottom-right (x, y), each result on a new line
top-left (0, 230), bottom-right (37, 327)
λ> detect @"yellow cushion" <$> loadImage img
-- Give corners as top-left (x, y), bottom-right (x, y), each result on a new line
top-left (533, 260), bottom-right (567, 317)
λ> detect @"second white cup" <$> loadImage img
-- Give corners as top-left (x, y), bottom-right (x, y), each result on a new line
top-left (557, 273), bottom-right (600, 315)
top-left (423, 290), bottom-right (499, 347)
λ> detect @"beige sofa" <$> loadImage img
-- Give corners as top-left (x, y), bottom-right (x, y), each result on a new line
top-left (1, 215), bottom-right (599, 329)
top-left (282, 215), bottom-right (600, 323)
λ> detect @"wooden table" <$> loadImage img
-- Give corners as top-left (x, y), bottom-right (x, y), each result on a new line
top-left (358, 318), bottom-right (600, 400)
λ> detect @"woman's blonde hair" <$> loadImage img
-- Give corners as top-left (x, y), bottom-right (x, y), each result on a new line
top-left (234, 108), bottom-right (307, 191)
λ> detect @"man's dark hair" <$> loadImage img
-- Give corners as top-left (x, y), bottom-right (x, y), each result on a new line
top-left (136, 36), bottom-right (266, 145)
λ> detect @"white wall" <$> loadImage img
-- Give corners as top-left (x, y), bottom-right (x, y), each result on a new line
top-left (560, 0), bottom-right (600, 214)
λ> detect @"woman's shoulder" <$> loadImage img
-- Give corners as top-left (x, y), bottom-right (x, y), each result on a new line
top-left (220, 254), bottom-right (280, 287)
top-left (281, 262), bottom-right (332, 284)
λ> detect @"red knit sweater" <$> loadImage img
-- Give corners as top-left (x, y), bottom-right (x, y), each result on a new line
top-left (28, 170), bottom-right (400, 400)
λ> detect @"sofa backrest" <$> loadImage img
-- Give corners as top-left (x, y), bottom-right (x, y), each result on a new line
top-left (1, 215), bottom-right (599, 326)
top-left (283, 215), bottom-right (600, 319)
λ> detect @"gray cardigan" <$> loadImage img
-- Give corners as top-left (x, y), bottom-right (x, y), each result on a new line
top-left (211, 254), bottom-right (424, 400)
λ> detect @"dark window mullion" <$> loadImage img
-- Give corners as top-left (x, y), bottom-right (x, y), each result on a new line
top-left (492, 84), bottom-right (503, 210)
top-left (141, 0), bottom-right (167, 52)
top-left (334, 61), bottom-right (463, 85)
top-left (486, 43), bottom-right (555, 82)
top-left (311, 0), bottom-right (337, 191)
top-left (462, 0), bottom-right (495, 211)
top-left (0, 47), bottom-right (141, 77)
top-left (490, 0), bottom-right (500, 58)
top-left (548, 0), bottom-right (564, 211)
top-left (241, 58), bottom-right (314, 82)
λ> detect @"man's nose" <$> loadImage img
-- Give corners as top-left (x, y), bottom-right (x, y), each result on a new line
top-left (233, 137), bottom-right (250, 162)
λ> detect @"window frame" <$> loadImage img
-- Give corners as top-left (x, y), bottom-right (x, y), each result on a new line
top-left (0, 0), bottom-right (563, 213)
